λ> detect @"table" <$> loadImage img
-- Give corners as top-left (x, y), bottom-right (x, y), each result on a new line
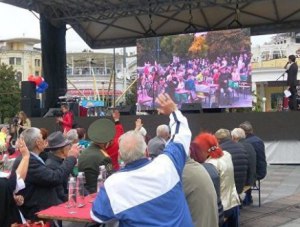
top-left (37, 194), bottom-right (96, 223)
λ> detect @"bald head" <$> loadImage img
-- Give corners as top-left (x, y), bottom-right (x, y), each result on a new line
top-left (119, 130), bottom-right (147, 164)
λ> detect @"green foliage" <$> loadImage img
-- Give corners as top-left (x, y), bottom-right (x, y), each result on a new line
top-left (125, 80), bottom-right (137, 106)
top-left (160, 34), bottom-right (194, 61)
top-left (205, 29), bottom-right (251, 60)
top-left (0, 63), bottom-right (20, 123)
top-left (137, 38), bottom-right (158, 65)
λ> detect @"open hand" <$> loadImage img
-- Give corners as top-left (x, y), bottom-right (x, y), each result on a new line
top-left (155, 93), bottom-right (177, 115)
top-left (16, 138), bottom-right (30, 158)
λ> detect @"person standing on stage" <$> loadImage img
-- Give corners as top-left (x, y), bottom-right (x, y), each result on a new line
top-left (284, 55), bottom-right (299, 110)
top-left (56, 104), bottom-right (74, 132)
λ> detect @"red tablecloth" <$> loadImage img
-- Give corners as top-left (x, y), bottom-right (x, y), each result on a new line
top-left (37, 194), bottom-right (96, 223)
top-left (0, 150), bottom-right (20, 160)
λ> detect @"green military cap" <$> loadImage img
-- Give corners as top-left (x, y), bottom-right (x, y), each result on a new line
top-left (88, 118), bottom-right (116, 143)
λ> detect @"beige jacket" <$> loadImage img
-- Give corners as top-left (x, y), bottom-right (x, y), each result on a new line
top-left (206, 150), bottom-right (240, 211)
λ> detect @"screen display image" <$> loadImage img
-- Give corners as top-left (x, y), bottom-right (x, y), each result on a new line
top-left (136, 28), bottom-right (252, 110)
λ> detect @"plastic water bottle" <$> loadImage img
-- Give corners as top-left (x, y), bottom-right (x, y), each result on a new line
top-left (67, 177), bottom-right (77, 213)
top-left (97, 172), bottom-right (104, 193)
top-left (100, 165), bottom-right (107, 181)
top-left (3, 154), bottom-right (8, 171)
top-left (76, 172), bottom-right (85, 207)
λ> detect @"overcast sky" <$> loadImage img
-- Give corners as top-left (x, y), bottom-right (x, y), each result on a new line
top-left (0, 2), bottom-right (274, 51)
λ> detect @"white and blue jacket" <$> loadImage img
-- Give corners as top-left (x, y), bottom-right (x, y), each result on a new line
top-left (91, 110), bottom-right (193, 226)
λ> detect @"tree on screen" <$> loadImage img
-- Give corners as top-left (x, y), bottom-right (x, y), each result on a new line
top-left (160, 34), bottom-right (194, 61)
top-left (205, 29), bottom-right (251, 60)
top-left (0, 64), bottom-right (20, 123)
top-left (188, 35), bottom-right (208, 58)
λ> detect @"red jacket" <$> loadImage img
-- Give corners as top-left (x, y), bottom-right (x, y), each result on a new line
top-left (106, 121), bottom-right (124, 171)
top-left (61, 111), bottom-right (73, 132)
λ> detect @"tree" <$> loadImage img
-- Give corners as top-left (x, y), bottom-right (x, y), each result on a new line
top-left (205, 29), bottom-right (251, 60)
top-left (188, 35), bottom-right (208, 58)
top-left (137, 38), bottom-right (158, 66)
top-left (0, 63), bottom-right (20, 123)
top-left (125, 80), bottom-right (137, 106)
top-left (160, 34), bottom-right (194, 61)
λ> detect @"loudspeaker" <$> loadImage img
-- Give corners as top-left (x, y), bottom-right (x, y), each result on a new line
top-left (117, 105), bottom-right (136, 115)
top-left (21, 98), bottom-right (41, 117)
top-left (21, 81), bottom-right (36, 99)
top-left (181, 103), bottom-right (202, 113)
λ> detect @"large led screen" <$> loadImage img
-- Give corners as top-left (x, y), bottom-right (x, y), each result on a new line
top-left (136, 28), bottom-right (252, 110)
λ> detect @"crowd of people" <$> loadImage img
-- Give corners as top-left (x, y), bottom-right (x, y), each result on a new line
top-left (138, 52), bottom-right (252, 108)
top-left (0, 93), bottom-right (267, 227)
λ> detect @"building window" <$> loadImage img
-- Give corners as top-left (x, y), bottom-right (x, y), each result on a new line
top-left (35, 71), bottom-right (39, 76)
top-left (9, 57), bottom-right (22, 65)
top-left (16, 58), bottom-right (22, 65)
top-left (35, 59), bottom-right (41, 67)
top-left (9, 57), bottom-right (14, 65)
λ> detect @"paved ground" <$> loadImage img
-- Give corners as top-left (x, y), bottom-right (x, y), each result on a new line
top-left (241, 165), bottom-right (300, 227)
top-left (64, 165), bottom-right (300, 227)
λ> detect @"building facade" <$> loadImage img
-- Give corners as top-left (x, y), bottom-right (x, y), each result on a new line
top-left (0, 38), bottom-right (42, 82)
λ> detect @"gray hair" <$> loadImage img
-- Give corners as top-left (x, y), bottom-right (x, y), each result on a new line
top-left (20, 127), bottom-right (41, 151)
top-left (214, 128), bottom-right (231, 141)
top-left (239, 121), bottom-right (253, 135)
top-left (156, 124), bottom-right (169, 138)
top-left (231, 128), bottom-right (246, 140)
top-left (119, 130), bottom-right (147, 164)
top-left (66, 129), bottom-right (78, 143)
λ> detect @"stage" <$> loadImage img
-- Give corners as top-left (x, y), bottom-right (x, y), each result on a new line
top-left (31, 111), bottom-right (300, 164)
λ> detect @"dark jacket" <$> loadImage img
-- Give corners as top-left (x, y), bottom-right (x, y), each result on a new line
top-left (239, 139), bottom-right (257, 186)
top-left (203, 163), bottom-right (224, 227)
top-left (78, 143), bottom-right (113, 193)
top-left (219, 139), bottom-right (248, 194)
top-left (45, 152), bottom-right (69, 202)
top-left (245, 134), bottom-right (267, 180)
top-left (0, 173), bottom-right (22, 227)
top-left (12, 153), bottom-right (76, 220)
top-left (287, 62), bottom-right (298, 87)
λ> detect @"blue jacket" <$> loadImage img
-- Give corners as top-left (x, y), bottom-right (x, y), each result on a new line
top-left (245, 134), bottom-right (267, 180)
top-left (91, 110), bottom-right (193, 226)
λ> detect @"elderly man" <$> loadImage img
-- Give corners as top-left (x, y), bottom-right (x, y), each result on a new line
top-left (91, 93), bottom-right (193, 226)
top-left (215, 128), bottom-right (248, 195)
top-left (46, 131), bottom-right (79, 202)
top-left (239, 121), bottom-right (267, 205)
top-left (231, 128), bottom-right (256, 188)
top-left (147, 124), bottom-right (170, 158)
top-left (12, 128), bottom-right (79, 220)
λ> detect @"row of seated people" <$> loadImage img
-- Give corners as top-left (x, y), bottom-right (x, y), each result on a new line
top-left (1, 94), bottom-right (266, 227)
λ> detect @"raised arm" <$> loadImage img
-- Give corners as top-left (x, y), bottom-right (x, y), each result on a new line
top-left (156, 93), bottom-right (191, 156)
top-left (15, 138), bottom-right (30, 181)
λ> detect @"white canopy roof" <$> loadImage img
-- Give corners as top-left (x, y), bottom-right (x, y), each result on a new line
top-left (3, 0), bottom-right (300, 48)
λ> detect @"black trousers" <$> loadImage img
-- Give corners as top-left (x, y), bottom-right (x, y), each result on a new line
top-left (289, 86), bottom-right (298, 110)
